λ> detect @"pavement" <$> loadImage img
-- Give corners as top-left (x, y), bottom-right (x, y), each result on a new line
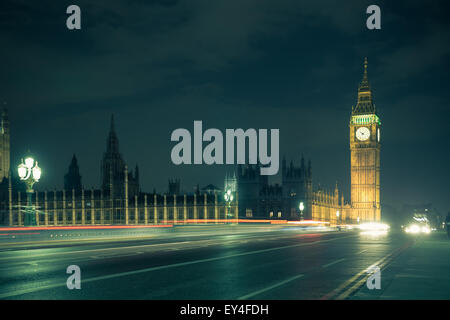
top-left (351, 230), bottom-right (450, 300)
top-left (0, 224), bottom-right (448, 300)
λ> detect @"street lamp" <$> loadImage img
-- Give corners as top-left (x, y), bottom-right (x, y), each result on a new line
top-left (336, 210), bottom-right (340, 226)
top-left (18, 156), bottom-right (41, 226)
top-left (299, 202), bottom-right (305, 220)
top-left (224, 189), bottom-right (234, 221)
top-left (357, 216), bottom-right (360, 224)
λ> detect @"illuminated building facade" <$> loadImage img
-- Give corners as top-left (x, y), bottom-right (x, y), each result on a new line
top-left (0, 59), bottom-right (380, 226)
top-left (349, 58), bottom-right (381, 222)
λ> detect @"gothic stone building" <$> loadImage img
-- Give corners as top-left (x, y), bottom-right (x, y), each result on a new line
top-left (0, 58), bottom-right (381, 226)
top-left (229, 58), bottom-right (381, 223)
top-left (231, 159), bottom-right (346, 224)
top-left (101, 115), bottom-right (140, 199)
top-left (1, 115), bottom-right (236, 226)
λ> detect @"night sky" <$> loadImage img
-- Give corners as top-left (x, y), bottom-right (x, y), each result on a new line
top-left (1, 1), bottom-right (449, 214)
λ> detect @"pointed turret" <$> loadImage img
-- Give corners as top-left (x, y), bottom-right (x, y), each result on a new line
top-left (360, 57), bottom-right (370, 91)
top-left (101, 114), bottom-right (127, 198)
top-left (353, 57), bottom-right (375, 115)
top-left (135, 164), bottom-right (139, 180)
top-left (64, 154), bottom-right (82, 192)
top-left (1, 108), bottom-right (9, 134)
top-left (106, 114), bottom-right (119, 154)
top-left (300, 155), bottom-right (305, 177)
top-left (334, 181), bottom-right (339, 205)
top-left (307, 159), bottom-right (312, 178)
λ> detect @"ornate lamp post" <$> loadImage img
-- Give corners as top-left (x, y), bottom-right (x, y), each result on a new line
top-left (224, 189), bottom-right (234, 222)
top-left (18, 156), bottom-right (41, 226)
top-left (299, 202), bottom-right (305, 221)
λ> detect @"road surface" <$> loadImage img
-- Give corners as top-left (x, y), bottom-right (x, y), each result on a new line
top-left (0, 225), bottom-right (449, 299)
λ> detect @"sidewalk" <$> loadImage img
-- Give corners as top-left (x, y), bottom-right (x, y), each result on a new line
top-left (352, 231), bottom-right (450, 300)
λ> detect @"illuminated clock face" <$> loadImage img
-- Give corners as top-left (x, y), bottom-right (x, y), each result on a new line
top-left (356, 127), bottom-right (370, 141)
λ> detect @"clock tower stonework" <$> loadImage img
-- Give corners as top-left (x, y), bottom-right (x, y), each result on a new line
top-left (350, 58), bottom-right (381, 222)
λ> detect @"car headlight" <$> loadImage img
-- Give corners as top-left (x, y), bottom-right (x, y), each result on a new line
top-left (405, 224), bottom-right (431, 234)
top-left (358, 222), bottom-right (390, 231)
top-left (421, 226), bottom-right (431, 234)
top-left (406, 224), bottom-right (420, 234)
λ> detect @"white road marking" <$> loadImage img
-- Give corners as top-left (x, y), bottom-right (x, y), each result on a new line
top-left (0, 234), bottom-right (356, 299)
top-left (395, 274), bottom-right (434, 279)
top-left (0, 232), bottom-right (340, 262)
top-left (0, 241), bottom-right (192, 261)
top-left (322, 258), bottom-right (346, 269)
top-left (238, 274), bottom-right (305, 300)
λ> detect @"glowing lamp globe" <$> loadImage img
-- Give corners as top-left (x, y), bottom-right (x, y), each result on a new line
top-left (32, 165), bottom-right (41, 181)
top-left (224, 189), bottom-right (232, 201)
top-left (299, 202), bottom-right (304, 211)
top-left (24, 157), bottom-right (34, 169)
top-left (18, 164), bottom-right (27, 179)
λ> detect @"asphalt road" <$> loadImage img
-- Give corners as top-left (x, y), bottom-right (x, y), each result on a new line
top-left (0, 225), bottom-right (449, 300)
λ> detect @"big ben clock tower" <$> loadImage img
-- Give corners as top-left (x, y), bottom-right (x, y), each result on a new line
top-left (350, 58), bottom-right (381, 222)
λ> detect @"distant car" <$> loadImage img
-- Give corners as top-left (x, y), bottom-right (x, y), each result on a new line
top-left (404, 222), bottom-right (431, 234)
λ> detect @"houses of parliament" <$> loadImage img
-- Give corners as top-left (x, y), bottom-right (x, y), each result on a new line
top-left (0, 59), bottom-right (381, 226)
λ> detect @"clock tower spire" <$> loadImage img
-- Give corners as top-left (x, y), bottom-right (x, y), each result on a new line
top-left (349, 58), bottom-right (381, 222)
top-left (353, 57), bottom-right (375, 115)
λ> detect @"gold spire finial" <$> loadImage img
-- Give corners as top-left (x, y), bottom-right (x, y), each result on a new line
top-left (359, 57), bottom-right (370, 91)
top-left (362, 57), bottom-right (368, 83)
